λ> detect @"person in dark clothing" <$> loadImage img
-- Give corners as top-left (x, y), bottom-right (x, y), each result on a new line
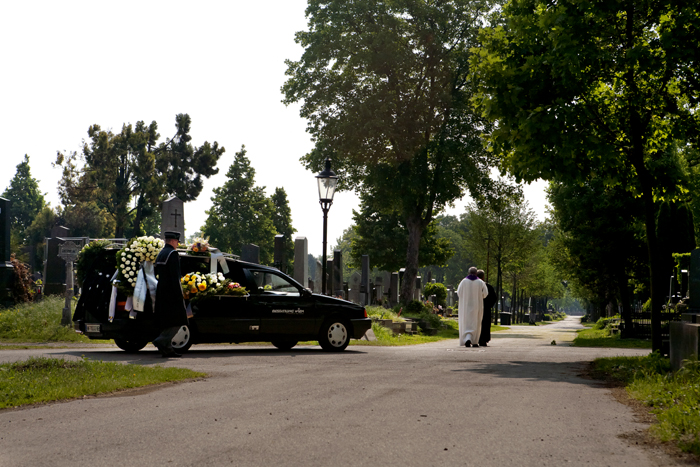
top-left (476, 269), bottom-right (497, 347)
top-left (152, 231), bottom-right (189, 358)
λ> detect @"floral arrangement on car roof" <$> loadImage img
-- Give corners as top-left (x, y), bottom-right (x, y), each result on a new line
top-left (114, 236), bottom-right (164, 294)
top-left (181, 271), bottom-right (248, 302)
top-left (187, 236), bottom-right (211, 256)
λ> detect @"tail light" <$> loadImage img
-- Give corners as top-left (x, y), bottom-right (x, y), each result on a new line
top-left (116, 301), bottom-right (126, 312)
top-left (363, 308), bottom-right (367, 318)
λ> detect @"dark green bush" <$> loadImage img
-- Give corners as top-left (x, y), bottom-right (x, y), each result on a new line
top-left (405, 300), bottom-right (426, 314)
top-left (423, 282), bottom-right (447, 306)
top-left (543, 314), bottom-right (552, 321)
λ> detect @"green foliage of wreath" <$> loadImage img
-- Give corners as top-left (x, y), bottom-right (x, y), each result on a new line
top-left (76, 239), bottom-right (114, 284)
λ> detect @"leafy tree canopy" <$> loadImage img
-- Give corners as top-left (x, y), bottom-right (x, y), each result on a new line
top-left (2, 155), bottom-right (46, 244)
top-left (271, 187), bottom-right (296, 274)
top-left (283, 0), bottom-right (500, 302)
top-left (473, 0), bottom-right (700, 349)
top-left (55, 114), bottom-right (224, 238)
top-left (202, 146), bottom-right (277, 264)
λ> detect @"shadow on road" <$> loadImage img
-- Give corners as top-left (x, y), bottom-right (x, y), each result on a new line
top-left (451, 360), bottom-right (600, 386)
top-left (59, 346), bottom-right (368, 364)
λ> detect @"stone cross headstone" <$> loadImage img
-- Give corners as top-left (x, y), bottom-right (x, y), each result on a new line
top-left (161, 196), bottom-right (185, 241)
top-left (44, 226), bottom-right (70, 295)
top-left (273, 234), bottom-right (285, 271)
top-left (389, 272), bottom-right (399, 307)
top-left (293, 237), bottom-right (308, 287)
top-left (58, 240), bottom-right (83, 325)
top-left (0, 198), bottom-right (13, 308)
top-left (241, 244), bottom-right (260, 264)
top-left (360, 255), bottom-right (370, 306)
top-left (333, 249), bottom-right (343, 298)
top-left (348, 271), bottom-right (361, 304)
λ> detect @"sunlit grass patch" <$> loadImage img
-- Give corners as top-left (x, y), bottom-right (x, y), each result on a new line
top-left (0, 356), bottom-right (206, 409)
top-left (591, 354), bottom-right (700, 455)
top-left (0, 296), bottom-right (111, 344)
top-left (572, 327), bottom-right (651, 349)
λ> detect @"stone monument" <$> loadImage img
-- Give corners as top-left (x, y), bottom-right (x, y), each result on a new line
top-left (57, 239), bottom-right (83, 325)
top-left (43, 226), bottom-right (70, 295)
top-left (241, 244), bottom-right (260, 264)
top-left (274, 235), bottom-right (285, 271)
top-left (293, 237), bottom-right (308, 287)
top-left (0, 198), bottom-right (13, 308)
top-left (161, 196), bottom-right (185, 241)
top-left (360, 255), bottom-right (370, 306)
top-left (333, 250), bottom-right (343, 298)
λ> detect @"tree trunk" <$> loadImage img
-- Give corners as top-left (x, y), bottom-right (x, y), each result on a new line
top-left (400, 214), bottom-right (424, 304)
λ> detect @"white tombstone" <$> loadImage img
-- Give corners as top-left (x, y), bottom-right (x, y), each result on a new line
top-left (161, 196), bottom-right (185, 240)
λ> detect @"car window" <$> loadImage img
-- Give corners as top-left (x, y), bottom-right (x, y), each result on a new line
top-left (250, 270), bottom-right (300, 296)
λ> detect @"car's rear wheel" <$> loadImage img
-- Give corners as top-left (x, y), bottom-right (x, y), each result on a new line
top-left (171, 325), bottom-right (194, 353)
top-left (114, 338), bottom-right (149, 353)
top-left (318, 319), bottom-right (350, 352)
top-left (271, 340), bottom-right (298, 351)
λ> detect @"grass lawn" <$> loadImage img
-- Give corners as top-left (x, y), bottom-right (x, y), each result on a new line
top-left (591, 354), bottom-right (700, 456)
top-left (572, 318), bottom-right (652, 349)
top-left (0, 296), bottom-right (111, 344)
top-left (0, 356), bottom-right (206, 409)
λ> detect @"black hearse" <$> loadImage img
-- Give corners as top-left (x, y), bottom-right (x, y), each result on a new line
top-left (73, 250), bottom-right (371, 353)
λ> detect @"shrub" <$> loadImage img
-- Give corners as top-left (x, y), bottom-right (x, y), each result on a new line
top-left (543, 314), bottom-right (552, 321)
top-left (423, 282), bottom-right (447, 306)
top-left (405, 300), bottom-right (427, 314)
top-left (9, 254), bottom-right (33, 304)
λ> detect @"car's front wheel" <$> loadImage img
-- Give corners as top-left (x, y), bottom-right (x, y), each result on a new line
top-left (318, 319), bottom-right (350, 352)
top-left (114, 338), bottom-right (149, 353)
top-left (170, 325), bottom-right (194, 353)
top-left (271, 340), bottom-right (298, 351)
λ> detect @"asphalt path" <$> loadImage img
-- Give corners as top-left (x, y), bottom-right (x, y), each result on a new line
top-left (0, 316), bottom-right (678, 466)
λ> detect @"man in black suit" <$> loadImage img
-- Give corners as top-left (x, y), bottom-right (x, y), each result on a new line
top-left (477, 269), bottom-right (497, 347)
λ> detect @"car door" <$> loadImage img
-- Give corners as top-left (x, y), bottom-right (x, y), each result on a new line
top-left (248, 269), bottom-right (316, 337)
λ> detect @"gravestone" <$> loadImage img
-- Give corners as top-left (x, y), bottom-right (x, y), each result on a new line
top-left (374, 275), bottom-right (384, 304)
top-left (161, 196), bottom-right (185, 241)
top-left (241, 244), bottom-right (260, 264)
top-left (689, 249), bottom-right (700, 310)
top-left (426, 270), bottom-right (432, 283)
top-left (273, 235), bottom-right (285, 271)
top-left (326, 258), bottom-right (333, 295)
top-left (348, 271), bottom-right (361, 304)
top-left (446, 286), bottom-right (454, 307)
top-left (333, 250), bottom-right (343, 297)
top-left (360, 255), bottom-right (370, 306)
top-left (43, 226), bottom-right (70, 295)
top-left (315, 260), bottom-right (323, 293)
top-left (389, 272), bottom-right (399, 307)
top-left (58, 240), bottom-right (83, 325)
top-left (308, 254), bottom-right (316, 280)
top-left (293, 237), bottom-right (308, 287)
top-left (0, 198), bottom-right (13, 308)
top-left (414, 276), bottom-right (422, 301)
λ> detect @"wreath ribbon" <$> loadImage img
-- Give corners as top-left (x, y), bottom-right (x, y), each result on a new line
top-left (133, 260), bottom-right (157, 313)
top-left (209, 248), bottom-right (229, 275)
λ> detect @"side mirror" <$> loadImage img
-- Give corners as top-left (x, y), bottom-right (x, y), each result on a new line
top-left (302, 288), bottom-right (313, 297)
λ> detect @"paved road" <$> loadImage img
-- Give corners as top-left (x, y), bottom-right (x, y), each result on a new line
top-left (0, 316), bottom-right (675, 466)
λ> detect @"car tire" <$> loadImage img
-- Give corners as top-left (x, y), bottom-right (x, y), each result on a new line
top-left (271, 340), bottom-right (298, 351)
top-left (114, 338), bottom-right (149, 353)
top-left (170, 325), bottom-right (194, 353)
top-left (318, 318), bottom-right (351, 352)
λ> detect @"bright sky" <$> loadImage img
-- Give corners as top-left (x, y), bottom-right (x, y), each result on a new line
top-left (0, 1), bottom-right (549, 258)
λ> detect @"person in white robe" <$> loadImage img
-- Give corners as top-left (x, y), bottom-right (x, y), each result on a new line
top-left (457, 266), bottom-right (489, 347)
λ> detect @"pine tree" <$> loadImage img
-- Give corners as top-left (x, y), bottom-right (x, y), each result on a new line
top-left (271, 187), bottom-right (296, 274)
top-left (202, 146), bottom-right (276, 264)
top-left (2, 155), bottom-right (46, 245)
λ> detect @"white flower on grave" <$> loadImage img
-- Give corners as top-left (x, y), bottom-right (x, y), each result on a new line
top-left (121, 252), bottom-right (126, 256)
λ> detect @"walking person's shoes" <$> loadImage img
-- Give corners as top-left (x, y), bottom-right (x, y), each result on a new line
top-left (465, 340), bottom-right (471, 348)
top-left (161, 350), bottom-right (182, 358)
top-left (472, 344), bottom-right (479, 348)
top-left (480, 343), bottom-right (488, 347)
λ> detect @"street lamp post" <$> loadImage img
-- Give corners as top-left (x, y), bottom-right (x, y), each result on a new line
top-left (316, 159), bottom-right (338, 295)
